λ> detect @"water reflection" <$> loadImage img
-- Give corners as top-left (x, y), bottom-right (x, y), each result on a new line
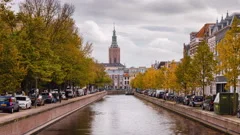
top-left (38, 95), bottom-right (225, 135)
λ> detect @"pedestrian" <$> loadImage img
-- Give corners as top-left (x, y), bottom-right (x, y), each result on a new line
top-left (59, 92), bottom-right (62, 103)
top-left (34, 93), bottom-right (38, 108)
top-left (65, 90), bottom-right (68, 100)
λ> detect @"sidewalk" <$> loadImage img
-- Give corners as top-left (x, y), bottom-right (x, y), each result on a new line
top-left (0, 92), bottom-right (104, 126)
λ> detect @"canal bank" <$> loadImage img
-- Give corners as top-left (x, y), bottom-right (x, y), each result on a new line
top-left (135, 92), bottom-right (240, 135)
top-left (0, 91), bottom-right (107, 135)
top-left (38, 95), bottom-right (224, 135)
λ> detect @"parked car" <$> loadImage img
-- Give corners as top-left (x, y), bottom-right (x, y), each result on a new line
top-left (76, 89), bottom-right (85, 96)
top-left (237, 106), bottom-right (240, 118)
top-left (202, 95), bottom-right (216, 111)
top-left (143, 90), bottom-right (149, 95)
top-left (15, 96), bottom-right (31, 109)
top-left (202, 99), bottom-right (214, 111)
top-left (66, 89), bottom-right (75, 98)
top-left (41, 92), bottom-right (56, 103)
top-left (0, 96), bottom-right (20, 113)
top-left (148, 90), bottom-right (154, 96)
top-left (189, 96), bottom-right (204, 107)
top-left (166, 93), bottom-right (175, 101)
top-left (156, 90), bottom-right (165, 99)
top-left (61, 91), bottom-right (67, 100)
top-left (152, 91), bottom-right (156, 97)
top-left (29, 94), bottom-right (45, 106)
top-left (136, 89), bottom-right (141, 93)
top-left (52, 92), bottom-right (59, 102)
top-left (183, 95), bottom-right (193, 105)
top-left (175, 96), bottom-right (184, 104)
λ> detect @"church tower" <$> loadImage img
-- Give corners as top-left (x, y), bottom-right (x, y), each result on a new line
top-left (109, 25), bottom-right (120, 64)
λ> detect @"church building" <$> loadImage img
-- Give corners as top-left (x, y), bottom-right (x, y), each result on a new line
top-left (102, 25), bottom-right (125, 90)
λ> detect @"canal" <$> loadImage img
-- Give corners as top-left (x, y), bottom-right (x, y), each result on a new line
top-left (37, 95), bottom-right (224, 135)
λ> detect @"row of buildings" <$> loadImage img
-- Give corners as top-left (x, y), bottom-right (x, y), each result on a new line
top-left (175, 12), bottom-right (240, 96)
top-left (101, 26), bottom-right (147, 90)
top-left (151, 12), bottom-right (240, 96)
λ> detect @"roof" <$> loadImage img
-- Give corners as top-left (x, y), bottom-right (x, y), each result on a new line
top-left (157, 61), bottom-right (168, 69)
top-left (101, 63), bottom-right (125, 68)
top-left (196, 23), bottom-right (215, 38)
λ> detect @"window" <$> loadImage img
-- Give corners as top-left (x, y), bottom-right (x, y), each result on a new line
top-left (114, 58), bottom-right (117, 63)
top-left (16, 97), bottom-right (26, 101)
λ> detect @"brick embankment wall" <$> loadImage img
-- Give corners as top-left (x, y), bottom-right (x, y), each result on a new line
top-left (0, 91), bottom-right (107, 135)
top-left (107, 90), bottom-right (125, 95)
top-left (135, 92), bottom-right (240, 135)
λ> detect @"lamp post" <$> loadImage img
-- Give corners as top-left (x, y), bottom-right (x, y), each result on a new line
top-left (34, 76), bottom-right (39, 108)
top-left (35, 76), bottom-right (38, 91)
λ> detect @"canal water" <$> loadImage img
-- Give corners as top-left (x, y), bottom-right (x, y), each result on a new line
top-left (37, 95), bottom-right (225, 135)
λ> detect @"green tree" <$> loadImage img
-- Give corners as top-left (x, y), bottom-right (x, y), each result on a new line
top-left (192, 41), bottom-right (216, 96)
top-left (0, 1), bottom-right (26, 93)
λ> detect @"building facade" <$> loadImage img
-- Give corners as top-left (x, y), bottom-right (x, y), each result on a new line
top-left (207, 12), bottom-right (240, 95)
top-left (189, 23), bottom-right (215, 58)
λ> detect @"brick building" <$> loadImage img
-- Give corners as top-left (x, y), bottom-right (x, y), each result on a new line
top-left (102, 26), bottom-right (125, 90)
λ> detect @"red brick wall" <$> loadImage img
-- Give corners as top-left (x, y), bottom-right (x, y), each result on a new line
top-left (109, 47), bottom-right (120, 64)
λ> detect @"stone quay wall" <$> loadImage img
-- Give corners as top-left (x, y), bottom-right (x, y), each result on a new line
top-left (135, 92), bottom-right (240, 135)
top-left (0, 91), bottom-right (107, 135)
top-left (106, 90), bottom-right (125, 95)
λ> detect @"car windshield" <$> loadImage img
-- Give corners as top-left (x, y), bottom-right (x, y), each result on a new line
top-left (16, 97), bottom-right (26, 101)
top-left (0, 97), bottom-right (8, 102)
top-left (52, 93), bottom-right (58, 96)
top-left (195, 96), bottom-right (203, 99)
top-left (41, 93), bottom-right (49, 96)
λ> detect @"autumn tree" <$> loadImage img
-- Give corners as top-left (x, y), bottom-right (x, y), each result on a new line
top-left (167, 61), bottom-right (180, 93)
top-left (155, 68), bottom-right (165, 89)
top-left (175, 55), bottom-right (195, 94)
top-left (192, 41), bottom-right (216, 96)
top-left (131, 73), bottom-right (144, 90)
top-left (142, 68), bottom-right (157, 89)
top-left (217, 16), bottom-right (240, 114)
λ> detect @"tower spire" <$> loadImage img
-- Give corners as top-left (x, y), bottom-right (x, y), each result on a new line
top-left (113, 22), bottom-right (115, 31)
top-left (111, 23), bottom-right (118, 47)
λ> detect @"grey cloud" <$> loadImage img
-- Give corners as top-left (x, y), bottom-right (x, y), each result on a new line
top-left (142, 0), bottom-right (207, 15)
top-left (141, 26), bottom-right (178, 32)
top-left (13, 0), bottom-right (240, 67)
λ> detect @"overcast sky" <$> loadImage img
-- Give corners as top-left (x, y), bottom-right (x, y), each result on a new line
top-left (12, 0), bottom-right (240, 67)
